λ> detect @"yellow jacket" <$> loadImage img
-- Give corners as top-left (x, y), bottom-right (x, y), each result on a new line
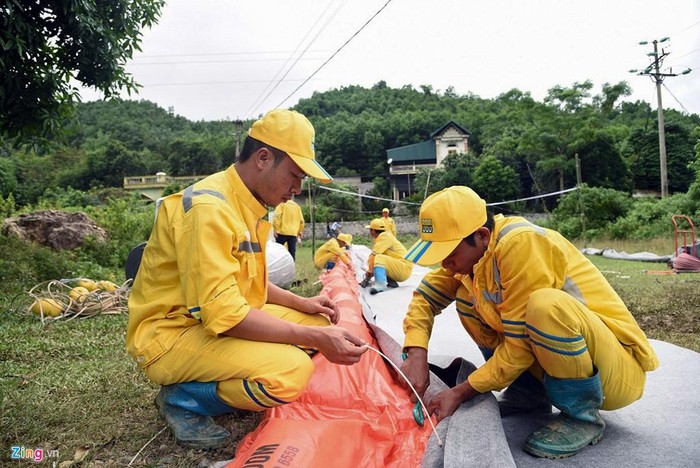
top-left (273, 200), bottom-right (304, 237)
top-left (372, 231), bottom-right (407, 260)
top-left (383, 216), bottom-right (397, 236)
top-left (403, 215), bottom-right (659, 393)
top-left (313, 237), bottom-right (350, 269)
top-left (126, 166), bottom-right (270, 368)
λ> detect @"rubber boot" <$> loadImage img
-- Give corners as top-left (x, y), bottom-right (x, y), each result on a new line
top-left (370, 266), bottom-right (387, 295)
top-left (523, 371), bottom-right (606, 459)
top-left (498, 370), bottom-right (552, 417)
top-left (155, 382), bottom-right (233, 449)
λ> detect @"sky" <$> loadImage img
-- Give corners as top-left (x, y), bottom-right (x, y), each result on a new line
top-left (80, 0), bottom-right (700, 122)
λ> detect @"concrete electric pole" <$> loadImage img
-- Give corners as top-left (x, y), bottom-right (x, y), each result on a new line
top-left (631, 37), bottom-right (692, 197)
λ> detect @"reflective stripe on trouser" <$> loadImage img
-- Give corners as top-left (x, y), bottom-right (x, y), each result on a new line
top-left (525, 288), bottom-right (646, 410)
top-left (144, 304), bottom-right (331, 411)
top-left (373, 254), bottom-right (412, 282)
top-left (455, 287), bottom-right (545, 380)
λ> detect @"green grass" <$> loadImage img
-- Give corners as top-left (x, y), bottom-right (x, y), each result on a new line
top-left (1, 235), bottom-right (698, 466)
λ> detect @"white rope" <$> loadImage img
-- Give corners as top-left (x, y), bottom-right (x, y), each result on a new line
top-left (317, 183), bottom-right (579, 207)
top-left (127, 426), bottom-right (167, 466)
top-left (363, 344), bottom-right (443, 447)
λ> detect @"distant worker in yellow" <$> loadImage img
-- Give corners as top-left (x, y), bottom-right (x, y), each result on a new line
top-left (273, 198), bottom-right (305, 260)
top-left (314, 233), bottom-right (353, 270)
top-left (361, 218), bottom-right (413, 295)
top-left (382, 207), bottom-right (397, 237)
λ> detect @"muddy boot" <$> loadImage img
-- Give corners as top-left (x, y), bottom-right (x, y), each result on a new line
top-left (155, 382), bottom-right (233, 449)
top-left (523, 371), bottom-right (605, 459)
top-left (498, 370), bottom-right (552, 417)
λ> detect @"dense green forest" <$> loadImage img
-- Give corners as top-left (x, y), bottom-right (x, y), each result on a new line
top-left (1, 81), bottom-right (699, 240)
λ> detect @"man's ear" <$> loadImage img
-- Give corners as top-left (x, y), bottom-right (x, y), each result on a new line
top-left (477, 227), bottom-right (491, 246)
top-left (254, 147), bottom-right (273, 170)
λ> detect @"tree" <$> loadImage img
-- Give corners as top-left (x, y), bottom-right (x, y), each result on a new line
top-left (0, 0), bottom-right (165, 145)
top-left (471, 156), bottom-right (521, 204)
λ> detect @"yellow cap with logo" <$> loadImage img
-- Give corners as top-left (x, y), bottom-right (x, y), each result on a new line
top-left (248, 109), bottom-right (332, 183)
top-left (405, 186), bottom-right (487, 266)
top-left (365, 218), bottom-right (386, 231)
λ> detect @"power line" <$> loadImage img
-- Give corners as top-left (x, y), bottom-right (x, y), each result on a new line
top-left (245, 0), bottom-right (347, 117)
top-left (275, 0), bottom-right (395, 110)
top-left (662, 83), bottom-right (690, 114)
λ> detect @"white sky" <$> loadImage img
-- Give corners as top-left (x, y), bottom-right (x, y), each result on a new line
top-left (80, 0), bottom-right (700, 121)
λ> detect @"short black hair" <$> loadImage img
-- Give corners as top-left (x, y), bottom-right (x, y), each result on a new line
top-left (238, 136), bottom-right (286, 166)
top-left (464, 212), bottom-right (495, 246)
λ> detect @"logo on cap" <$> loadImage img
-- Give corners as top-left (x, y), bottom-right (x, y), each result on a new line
top-left (421, 218), bottom-right (433, 234)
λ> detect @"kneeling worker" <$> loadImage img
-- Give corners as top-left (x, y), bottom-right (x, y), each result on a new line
top-left (361, 218), bottom-right (413, 294)
top-left (314, 233), bottom-right (353, 270)
top-left (126, 109), bottom-right (367, 449)
top-left (399, 186), bottom-right (658, 459)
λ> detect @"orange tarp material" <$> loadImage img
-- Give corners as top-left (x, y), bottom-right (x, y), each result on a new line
top-left (227, 262), bottom-right (432, 468)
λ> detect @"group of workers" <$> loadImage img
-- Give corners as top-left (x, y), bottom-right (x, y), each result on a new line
top-left (126, 109), bottom-right (658, 460)
top-left (273, 188), bottom-right (410, 297)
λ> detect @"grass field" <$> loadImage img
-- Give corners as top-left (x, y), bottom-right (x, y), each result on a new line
top-left (1, 236), bottom-right (698, 466)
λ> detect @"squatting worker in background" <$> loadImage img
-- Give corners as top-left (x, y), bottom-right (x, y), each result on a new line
top-left (314, 233), bottom-right (353, 270)
top-left (399, 186), bottom-right (658, 459)
top-left (382, 207), bottom-right (397, 236)
top-left (126, 109), bottom-right (367, 449)
top-left (273, 197), bottom-right (305, 260)
top-left (360, 218), bottom-right (413, 294)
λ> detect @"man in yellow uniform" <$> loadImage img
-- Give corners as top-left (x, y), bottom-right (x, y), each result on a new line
top-left (314, 233), bottom-right (353, 270)
top-left (382, 207), bottom-right (397, 237)
top-left (361, 218), bottom-right (413, 294)
top-left (126, 109), bottom-right (367, 449)
top-left (399, 186), bottom-right (659, 459)
top-left (273, 198), bottom-right (305, 260)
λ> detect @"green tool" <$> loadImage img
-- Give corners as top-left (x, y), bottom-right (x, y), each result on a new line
top-left (402, 353), bottom-right (425, 426)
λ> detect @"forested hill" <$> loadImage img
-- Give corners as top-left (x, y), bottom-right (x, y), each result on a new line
top-left (1, 81), bottom-right (699, 209)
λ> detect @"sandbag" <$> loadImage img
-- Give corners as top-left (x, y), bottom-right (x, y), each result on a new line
top-left (227, 262), bottom-right (432, 468)
top-left (266, 241), bottom-right (296, 288)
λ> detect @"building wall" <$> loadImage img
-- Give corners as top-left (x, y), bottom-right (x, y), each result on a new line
top-left (435, 126), bottom-right (469, 165)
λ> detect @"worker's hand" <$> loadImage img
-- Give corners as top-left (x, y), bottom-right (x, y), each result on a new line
top-left (399, 348), bottom-right (430, 402)
top-left (426, 381), bottom-right (478, 423)
top-left (303, 295), bottom-right (340, 324)
top-left (426, 388), bottom-right (462, 423)
top-left (314, 325), bottom-right (367, 365)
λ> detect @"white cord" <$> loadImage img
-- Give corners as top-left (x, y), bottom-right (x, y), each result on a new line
top-left (363, 344), bottom-right (443, 447)
top-left (128, 426), bottom-right (167, 466)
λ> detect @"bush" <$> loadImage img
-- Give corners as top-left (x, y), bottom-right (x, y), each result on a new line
top-left (609, 194), bottom-right (698, 240)
top-left (545, 185), bottom-right (633, 239)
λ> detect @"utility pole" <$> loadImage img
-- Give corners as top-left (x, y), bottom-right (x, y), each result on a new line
top-left (234, 119), bottom-right (244, 159)
top-left (631, 37), bottom-right (692, 198)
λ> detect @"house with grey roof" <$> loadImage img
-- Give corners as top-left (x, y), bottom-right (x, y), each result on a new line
top-left (386, 120), bottom-right (472, 200)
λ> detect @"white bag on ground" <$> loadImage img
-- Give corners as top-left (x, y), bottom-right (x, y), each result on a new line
top-left (266, 241), bottom-right (296, 288)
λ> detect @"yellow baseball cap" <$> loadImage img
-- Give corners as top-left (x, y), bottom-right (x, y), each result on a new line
top-left (405, 186), bottom-right (487, 266)
top-left (248, 109), bottom-right (333, 183)
top-left (365, 218), bottom-right (386, 230)
top-left (337, 233), bottom-right (353, 245)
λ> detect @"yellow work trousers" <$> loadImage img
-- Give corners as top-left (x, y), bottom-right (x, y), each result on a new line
top-left (144, 304), bottom-right (331, 411)
top-left (370, 254), bottom-right (413, 282)
top-left (460, 288), bottom-right (646, 411)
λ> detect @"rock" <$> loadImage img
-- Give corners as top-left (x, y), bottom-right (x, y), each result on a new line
top-left (2, 210), bottom-right (108, 250)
